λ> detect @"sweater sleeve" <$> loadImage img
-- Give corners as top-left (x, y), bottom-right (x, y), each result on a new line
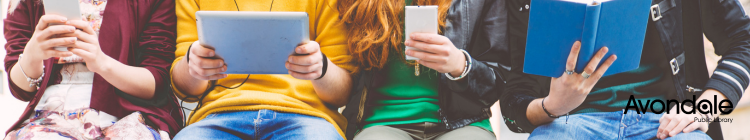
top-left (4, 0), bottom-right (39, 101)
top-left (314, 0), bottom-right (356, 74)
top-left (703, 0), bottom-right (750, 107)
top-left (138, 0), bottom-right (177, 101)
top-left (171, 0), bottom-right (200, 102)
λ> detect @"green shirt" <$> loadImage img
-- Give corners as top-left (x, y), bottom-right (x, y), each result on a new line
top-left (363, 55), bottom-right (493, 132)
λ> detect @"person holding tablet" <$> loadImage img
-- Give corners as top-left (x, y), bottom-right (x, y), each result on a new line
top-left (3, 0), bottom-right (181, 139)
top-left (337, 0), bottom-right (507, 139)
top-left (171, 0), bottom-right (355, 139)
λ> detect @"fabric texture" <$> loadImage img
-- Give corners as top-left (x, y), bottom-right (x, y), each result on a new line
top-left (7, 111), bottom-right (163, 140)
top-left (173, 110), bottom-right (342, 140)
top-left (172, 0), bottom-right (353, 138)
top-left (3, 0), bottom-right (181, 136)
top-left (353, 122), bottom-right (495, 140)
top-left (527, 110), bottom-right (710, 140)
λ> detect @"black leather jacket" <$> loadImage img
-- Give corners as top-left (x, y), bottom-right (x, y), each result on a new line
top-left (501, 0), bottom-right (750, 138)
top-left (341, 0), bottom-right (509, 139)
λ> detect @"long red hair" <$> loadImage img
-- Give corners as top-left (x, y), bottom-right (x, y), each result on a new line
top-left (337, 0), bottom-right (452, 72)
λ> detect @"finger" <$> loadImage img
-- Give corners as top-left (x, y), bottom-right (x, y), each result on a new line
top-left (288, 53), bottom-right (322, 66)
top-left (188, 61), bottom-right (226, 76)
top-left (406, 49), bottom-right (447, 64)
top-left (660, 118), bottom-right (681, 138)
top-left (64, 40), bottom-right (97, 52)
top-left (669, 119), bottom-right (693, 137)
top-left (188, 68), bottom-right (226, 80)
top-left (39, 37), bottom-right (77, 49)
top-left (409, 32), bottom-right (450, 45)
top-left (191, 43), bottom-right (216, 57)
top-left (36, 15), bottom-right (68, 31)
top-left (286, 62), bottom-right (322, 74)
top-left (288, 70), bottom-right (322, 80)
top-left (58, 30), bottom-right (95, 43)
top-left (68, 48), bottom-right (94, 59)
top-left (65, 20), bottom-right (96, 35)
top-left (657, 115), bottom-right (671, 138)
top-left (584, 55), bottom-right (617, 86)
top-left (405, 39), bottom-right (450, 55)
top-left (37, 25), bottom-right (76, 39)
top-left (565, 41), bottom-right (581, 71)
top-left (295, 41), bottom-right (320, 54)
top-left (43, 50), bottom-right (73, 58)
top-left (682, 122), bottom-right (701, 134)
top-left (583, 47), bottom-right (609, 74)
top-left (189, 53), bottom-right (224, 69)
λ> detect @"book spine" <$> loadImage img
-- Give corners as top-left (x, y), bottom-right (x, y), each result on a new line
top-left (575, 2), bottom-right (602, 73)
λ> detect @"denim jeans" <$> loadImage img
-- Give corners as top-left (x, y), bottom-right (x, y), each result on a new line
top-left (528, 110), bottom-right (711, 140)
top-left (173, 109), bottom-right (343, 140)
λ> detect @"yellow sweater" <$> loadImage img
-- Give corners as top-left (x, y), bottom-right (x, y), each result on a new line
top-left (173, 0), bottom-right (354, 137)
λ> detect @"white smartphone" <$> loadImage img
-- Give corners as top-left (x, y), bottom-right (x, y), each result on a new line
top-left (43, 0), bottom-right (81, 51)
top-left (404, 6), bottom-right (438, 60)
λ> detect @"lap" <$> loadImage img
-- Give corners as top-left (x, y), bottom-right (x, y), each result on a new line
top-left (528, 111), bottom-right (711, 140)
top-left (174, 110), bottom-right (342, 140)
top-left (353, 125), bottom-right (413, 140)
top-left (434, 126), bottom-right (495, 140)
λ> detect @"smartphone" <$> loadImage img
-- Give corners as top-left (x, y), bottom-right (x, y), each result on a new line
top-left (43, 0), bottom-right (81, 51)
top-left (404, 6), bottom-right (438, 60)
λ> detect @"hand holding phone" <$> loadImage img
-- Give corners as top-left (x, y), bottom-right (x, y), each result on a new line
top-left (43, 0), bottom-right (82, 52)
top-left (404, 6), bottom-right (438, 60)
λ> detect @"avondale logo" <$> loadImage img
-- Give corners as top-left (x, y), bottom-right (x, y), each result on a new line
top-left (624, 95), bottom-right (734, 115)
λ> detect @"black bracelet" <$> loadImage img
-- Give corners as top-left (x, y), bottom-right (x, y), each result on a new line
top-left (315, 53), bottom-right (328, 80)
top-left (542, 97), bottom-right (567, 118)
top-left (186, 44), bottom-right (193, 63)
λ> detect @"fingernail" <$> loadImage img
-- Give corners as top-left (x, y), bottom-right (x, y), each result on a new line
top-left (404, 40), bottom-right (410, 46)
top-left (209, 51), bottom-right (214, 57)
top-left (68, 27), bottom-right (75, 32)
top-left (406, 50), bottom-right (412, 56)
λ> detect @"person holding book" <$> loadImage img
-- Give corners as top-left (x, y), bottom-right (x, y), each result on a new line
top-left (170, 0), bottom-right (356, 139)
top-left (2, 0), bottom-right (182, 139)
top-left (338, 0), bottom-right (508, 139)
top-left (500, 0), bottom-right (750, 139)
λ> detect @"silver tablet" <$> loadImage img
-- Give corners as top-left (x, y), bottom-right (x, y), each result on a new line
top-left (196, 11), bottom-right (310, 74)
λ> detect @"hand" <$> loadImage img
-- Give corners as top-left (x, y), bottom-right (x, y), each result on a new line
top-left (544, 41), bottom-right (617, 116)
top-left (187, 41), bottom-right (228, 80)
top-left (286, 41), bottom-right (326, 80)
top-left (22, 15), bottom-right (77, 62)
top-left (62, 20), bottom-right (116, 73)
top-left (404, 33), bottom-right (466, 76)
top-left (657, 101), bottom-right (712, 139)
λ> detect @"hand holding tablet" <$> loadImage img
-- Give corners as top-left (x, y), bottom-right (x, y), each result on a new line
top-left (43, 0), bottom-right (82, 52)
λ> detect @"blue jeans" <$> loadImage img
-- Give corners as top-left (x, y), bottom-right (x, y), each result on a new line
top-left (173, 109), bottom-right (343, 140)
top-left (529, 110), bottom-right (711, 140)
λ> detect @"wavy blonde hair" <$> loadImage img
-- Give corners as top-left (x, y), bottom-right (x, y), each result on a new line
top-left (337, 0), bottom-right (451, 71)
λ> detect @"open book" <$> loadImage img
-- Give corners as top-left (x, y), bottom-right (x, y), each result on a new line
top-left (523, 0), bottom-right (652, 77)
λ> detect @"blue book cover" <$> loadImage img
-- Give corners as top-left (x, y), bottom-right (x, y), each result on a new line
top-left (523, 0), bottom-right (652, 77)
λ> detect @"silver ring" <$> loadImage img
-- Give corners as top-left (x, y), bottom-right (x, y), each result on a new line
top-left (581, 71), bottom-right (591, 79)
top-left (564, 70), bottom-right (575, 75)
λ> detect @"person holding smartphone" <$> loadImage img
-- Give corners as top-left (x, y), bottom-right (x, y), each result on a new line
top-left (500, 0), bottom-right (750, 139)
top-left (337, 0), bottom-right (508, 139)
top-left (170, 0), bottom-right (356, 139)
top-left (3, 0), bottom-right (181, 139)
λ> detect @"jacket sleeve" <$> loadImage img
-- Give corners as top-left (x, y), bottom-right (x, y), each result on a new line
top-left (443, 0), bottom-right (509, 106)
top-left (702, 0), bottom-right (750, 107)
top-left (137, 0), bottom-right (177, 101)
top-left (4, 0), bottom-right (39, 101)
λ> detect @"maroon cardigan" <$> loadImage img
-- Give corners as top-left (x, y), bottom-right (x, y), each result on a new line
top-left (4, 0), bottom-right (181, 136)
